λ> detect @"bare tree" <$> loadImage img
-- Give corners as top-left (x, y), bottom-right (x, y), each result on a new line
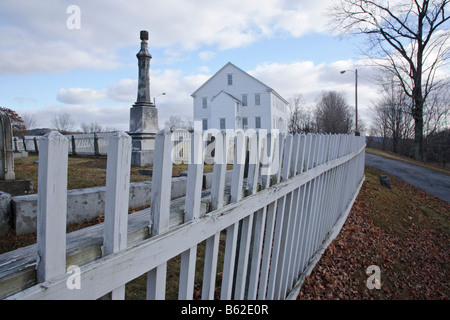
top-left (288, 94), bottom-right (315, 134)
top-left (371, 76), bottom-right (414, 153)
top-left (314, 91), bottom-right (354, 134)
top-left (423, 80), bottom-right (450, 160)
top-left (21, 113), bottom-right (39, 130)
top-left (330, 0), bottom-right (450, 160)
top-left (370, 107), bottom-right (391, 150)
top-left (52, 112), bottom-right (75, 134)
top-left (164, 115), bottom-right (193, 131)
top-left (80, 121), bottom-right (103, 133)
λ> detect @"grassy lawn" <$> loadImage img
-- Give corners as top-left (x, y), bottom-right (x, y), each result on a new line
top-left (13, 153), bottom-right (217, 193)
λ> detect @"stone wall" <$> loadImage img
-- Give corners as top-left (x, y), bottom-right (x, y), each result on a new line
top-left (0, 171), bottom-right (232, 235)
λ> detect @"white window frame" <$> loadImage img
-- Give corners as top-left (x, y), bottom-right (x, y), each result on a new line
top-left (242, 94), bottom-right (248, 107)
top-left (227, 74), bottom-right (233, 86)
top-left (255, 93), bottom-right (260, 106)
top-left (242, 117), bottom-right (248, 129)
top-left (255, 116), bottom-right (261, 129)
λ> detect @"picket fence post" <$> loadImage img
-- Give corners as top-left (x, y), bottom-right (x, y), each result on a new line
top-left (266, 133), bottom-right (292, 299)
top-left (221, 131), bottom-right (247, 299)
top-left (201, 130), bottom-right (227, 300)
top-left (234, 130), bottom-right (258, 299)
top-left (147, 130), bottom-right (173, 300)
top-left (36, 131), bottom-right (68, 283)
top-left (102, 131), bottom-right (132, 299)
top-left (178, 130), bottom-right (204, 299)
top-left (246, 131), bottom-right (269, 299)
top-left (257, 132), bottom-right (283, 299)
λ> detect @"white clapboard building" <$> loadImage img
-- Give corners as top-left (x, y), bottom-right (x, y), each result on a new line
top-left (192, 62), bottom-right (289, 132)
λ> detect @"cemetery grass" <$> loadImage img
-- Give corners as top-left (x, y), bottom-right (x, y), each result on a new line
top-left (13, 154), bottom-right (218, 193)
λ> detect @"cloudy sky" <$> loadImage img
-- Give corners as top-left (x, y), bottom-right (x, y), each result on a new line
top-left (1, 0), bottom-right (391, 132)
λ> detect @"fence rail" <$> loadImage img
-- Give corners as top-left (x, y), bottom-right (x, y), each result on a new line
top-left (15, 133), bottom-right (111, 156)
top-left (3, 129), bottom-right (365, 300)
top-left (16, 131), bottom-right (190, 161)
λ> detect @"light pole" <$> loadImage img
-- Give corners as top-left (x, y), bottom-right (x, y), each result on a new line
top-left (340, 69), bottom-right (358, 134)
top-left (153, 92), bottom-right (166, 106)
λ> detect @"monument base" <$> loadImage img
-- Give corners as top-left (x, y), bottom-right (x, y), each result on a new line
top-left (131, 150), bottom-right (154, 167)
top-left (0, 178), bottom-right (33, 196)
top-left (129, 103), bottom-right (158, 167)
top-left (129, 104), bottom-right (158, 134)
top-left (129, 132), bottom-right (156, 150)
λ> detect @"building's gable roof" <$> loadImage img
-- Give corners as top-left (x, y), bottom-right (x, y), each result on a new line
top-left (211, 90), bottom-right (241, 103)
top-left (191, 62), bottom-right (288, 105)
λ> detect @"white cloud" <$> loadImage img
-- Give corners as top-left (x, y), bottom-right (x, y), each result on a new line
top-left (249, 59), bottom-right (379, 124)
top-left (0, 1), bottom-right (335, 74)
top-left (107, 79), bottom-right (138, 102)
top-left (34, 104), bottom-right (130, 132)
top-left (0, 40), bottom-right (120, 75)
top-left (57, 88), bottom-right (107, 104)
top-left (249, 61), bottom-right (325, 101)
top-left (197, 66), bottom-right (210, 73)
top-left (198, 51), bottom-right (216, 61)
top-left (43, 59), bottom-right (377, 131)
top-left (41, 70), bottom-right (209, 130)
top-left (0, 0), bottom-right (380, 130)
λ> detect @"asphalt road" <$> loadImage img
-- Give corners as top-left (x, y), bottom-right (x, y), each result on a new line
top-left (365, 152), bottom-right (450, 203)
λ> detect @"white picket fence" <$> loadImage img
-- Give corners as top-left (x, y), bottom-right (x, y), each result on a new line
top-left (3, 129), bottom-right (365, 300)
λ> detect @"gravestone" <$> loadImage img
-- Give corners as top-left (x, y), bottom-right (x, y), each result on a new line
top-left (129, 30), bottom-right (158, 166)
top-left (0, 111), bottom-right (15, 181)
top-left (0, 111), bottom-right (32, 196)
top-left (379, 175), bottom-right (392, 190)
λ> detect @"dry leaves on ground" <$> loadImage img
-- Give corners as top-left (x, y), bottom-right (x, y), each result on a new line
top-left (298, 167), bottom-right (449, 300)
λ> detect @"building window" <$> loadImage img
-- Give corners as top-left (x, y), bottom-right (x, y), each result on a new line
top-left (202, 119), bottom-right (208, 131)
top-left (202, 97), bottom-right (207, 109)
top-left (242, 117), bottom-right (248, 129)
top-left (242, 94), bottom-right (247, 106)
top-left (227, 74), bottom-right (233, 85)
top-left (255, 93), bottom-right (260, 106)
top-left (278, 117), bottom-right (284, 132)
top-left (220, 118), bottom-right (226, 129)
top-left (255, 117), bottom-right (261, 129)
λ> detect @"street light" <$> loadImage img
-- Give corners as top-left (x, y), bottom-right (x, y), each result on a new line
top-left (153, 92), bottom-right (166, 106)
top-left (340, 69), bottom-right (359, 135)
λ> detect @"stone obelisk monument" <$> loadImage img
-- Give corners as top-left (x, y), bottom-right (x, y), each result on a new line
top-left (129, 30), bottom-right (158, 166)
